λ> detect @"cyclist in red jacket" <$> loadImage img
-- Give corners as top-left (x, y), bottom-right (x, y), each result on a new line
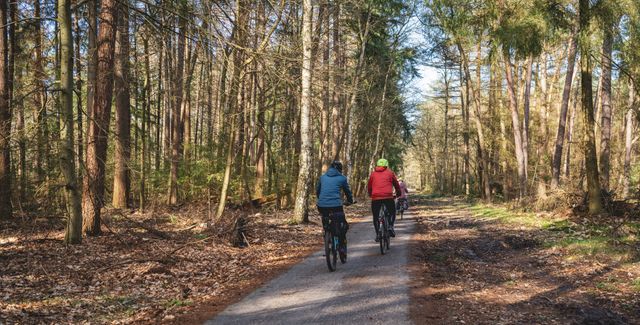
top-left (367, 158), bottom-right (401, 240)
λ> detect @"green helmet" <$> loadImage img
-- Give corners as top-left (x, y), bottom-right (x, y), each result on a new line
top-left (376, 158), bottom-right (389, 167)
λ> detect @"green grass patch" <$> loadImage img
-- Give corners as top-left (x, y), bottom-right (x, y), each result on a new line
top-left (469, 202), bottom-right (638, 263)
top-left (193, 233), bottom-right (208, 240)
top-left (468, 204), bottom-right (555, 228)
top-left (164, 298), bottom-right (192, 309)
top-left (632, 278), bottom-right (640, 292)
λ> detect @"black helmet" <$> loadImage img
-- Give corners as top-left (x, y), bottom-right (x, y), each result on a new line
top-left (330, 160), bottom-right (343, 173)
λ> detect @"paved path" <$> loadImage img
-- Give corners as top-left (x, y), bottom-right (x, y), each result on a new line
top-left (207, 211), bottom-right (415, 325)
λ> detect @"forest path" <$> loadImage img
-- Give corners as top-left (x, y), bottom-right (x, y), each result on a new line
top-left (207, 208), bottom-right (415, 325)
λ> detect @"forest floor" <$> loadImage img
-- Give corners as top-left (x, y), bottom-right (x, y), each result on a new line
top-left (3, 196), bottom-right (639, 324)
top-left (0, 202), bottom-right (361, 324)
top-left (410, 196), bottom-right (640, 324)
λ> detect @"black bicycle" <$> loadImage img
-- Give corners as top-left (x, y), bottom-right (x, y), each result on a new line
top-left (323, 203), bottom-right (353, 272)
top-left (377, 204), bottom-right (391, 254)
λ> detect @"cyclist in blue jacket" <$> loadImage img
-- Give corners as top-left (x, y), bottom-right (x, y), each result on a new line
top-left (316, 161), bottom-right (354, 259)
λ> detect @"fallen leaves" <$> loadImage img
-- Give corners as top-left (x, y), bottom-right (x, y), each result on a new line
top-left (0, 204), bottom-right (324, 324)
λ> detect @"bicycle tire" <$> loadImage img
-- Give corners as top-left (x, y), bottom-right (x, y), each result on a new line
top-left (379, 206), bottom-right (387, 255)
top-left (339, 239), bottom-right (347, 264)
top-left (325, 231), bottom-right (336, 272)
top-left (383, 215), bottom-right (390, 250)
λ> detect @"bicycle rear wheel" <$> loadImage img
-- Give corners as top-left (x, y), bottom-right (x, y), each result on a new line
top-left (325, 231), bottom-right (336, 271)
top-left (379, 206), bottom-right (387, 255)
top-left (383, 216), bottom-right (390, 250)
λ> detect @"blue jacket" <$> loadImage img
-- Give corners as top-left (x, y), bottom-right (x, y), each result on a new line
top-left (316, 167), bottom-right (353, 208)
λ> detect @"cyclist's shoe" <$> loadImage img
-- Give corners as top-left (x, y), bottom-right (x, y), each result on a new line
top-left (339, 247), bottom-right (347, 261)
top-left (389, 228), bottom-right (396, 237)
top-left (375, 233), bottom-right (381, 242)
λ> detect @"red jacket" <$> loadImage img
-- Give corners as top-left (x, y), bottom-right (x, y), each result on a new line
top-left (367, 166), bottom-right (401, 201)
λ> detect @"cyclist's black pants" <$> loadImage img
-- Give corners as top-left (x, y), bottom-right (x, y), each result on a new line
top-left (317, 206), bottom-right (349, 244)
top-left (371, 199), bottom-right (396, 233)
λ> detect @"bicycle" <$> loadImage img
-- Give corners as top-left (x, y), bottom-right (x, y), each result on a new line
top-left (323, 202), bottom-right (354, 272)
top-left (396, 197), bottom-right (408, 220)
top-left (377, 203), bottom-right (391, 254)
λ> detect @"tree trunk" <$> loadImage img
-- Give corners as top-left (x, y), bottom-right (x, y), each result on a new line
top-left (82, 0), bottom-right (118, 235)
top-left (623, 81), bottom-right (634, 199)
top-left (551, 34), bottom-right (577, 188)
top-left (345, 8), bottom-right (371, 179)
top-left (504, 50), bottom-right (527, 198)
top-left (112, 3), bottom-right (131, 209)
top-left (85, 0), bottom-right (97, 161)
top-left (33, 0), bottom-right (47, 182)
top-left (0, 1), bottom-right (11, 218)
top-left (168, 14), bottom-right (187, 205)
top-left (74, 10), bottom-right (83, 182)
top-left (578, 0), bottom-right (602, 214)
top-left (215, 0), bottom-right (247, 220)
top-left (58, 0), bottom-right (82, 243)
top-left (459, 64), bottom-right (470, 196)
top-left (522, 55), bottom-right (533, 185)
top-left (599, 26), bottom-right (613, 191)
top-left (292, 0), bottom-right (313, 223)
top-left (330, 1), bottom-right (342, 161)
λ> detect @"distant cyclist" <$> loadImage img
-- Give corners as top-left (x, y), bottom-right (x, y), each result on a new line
top-left (396, 178), bottom-right (409, 211)
top-left (367, 158), bottom-right (401, 240)
top-left (317, 161), bottom-right (354, 259)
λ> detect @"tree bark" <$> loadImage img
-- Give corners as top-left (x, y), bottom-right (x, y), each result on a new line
top-left (168, 13), bottom-right (187, 205)
top-left (599, 25), bottom-right (614, 191)
top-left (33, 0), bottom-right (48, 182)
top-left (578, 0), bottom-right (602, 214)
top-left (85, 0), bottom-right (97, 161)
top-left (293, 0), bottom-right (314, 223)
top-left (551, 34), bottom-right (578, 188)
top-left (504, 50), bottom-right (527, 198)
top-left (112, 3), bottom-right (131, 209)
top-left (0, 1), bottom-right (11, 218)
top-left (345, 8), bottom-right (370, 179)
top-left (59, 0), bottom-right (82, 243)
top-left (82, 0), bottom-right (118, 235)
top-left (623, 81), bottom-right (634, 199)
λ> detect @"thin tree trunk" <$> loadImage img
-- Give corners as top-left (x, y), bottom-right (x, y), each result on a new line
top-left (168, 13), bottom-right (187, 205)
top-left (59, 0), bottom-right (82, 243)
top-left (216, 0), bottom-right (247, 220)
top-left (85, 0), bottom-right (97, 160)
top-left (551, 34), bottom-right (577, 188)
top-left (599, 25), bottom-right (614, 191)
top-left (623, 81), bottom-right (634, 198)
top-left (82, 0), bottom-right (118, 235)
top-left (74, 10), bottom-right (83, 182)
top-left (33, 0), bottom-right (47, 182)
top-left (564, 85), bottom-right (579, 179)
top-left (112, 3), bottom-right (131, 209)
top-left (522, 55), bottom-right (533, 184)
top-left (459, 64), bottom-right (470, 196)
top-left (330, 1), bottom-right (341, 161)
top-left (504, 50), bottom-right (527, 198)
top-left (345, 8), bottom-right (371, 179)
top-left (441, 63), bottom-right (450, 193)
top-left (8, 2), bottom-right (24, 203)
